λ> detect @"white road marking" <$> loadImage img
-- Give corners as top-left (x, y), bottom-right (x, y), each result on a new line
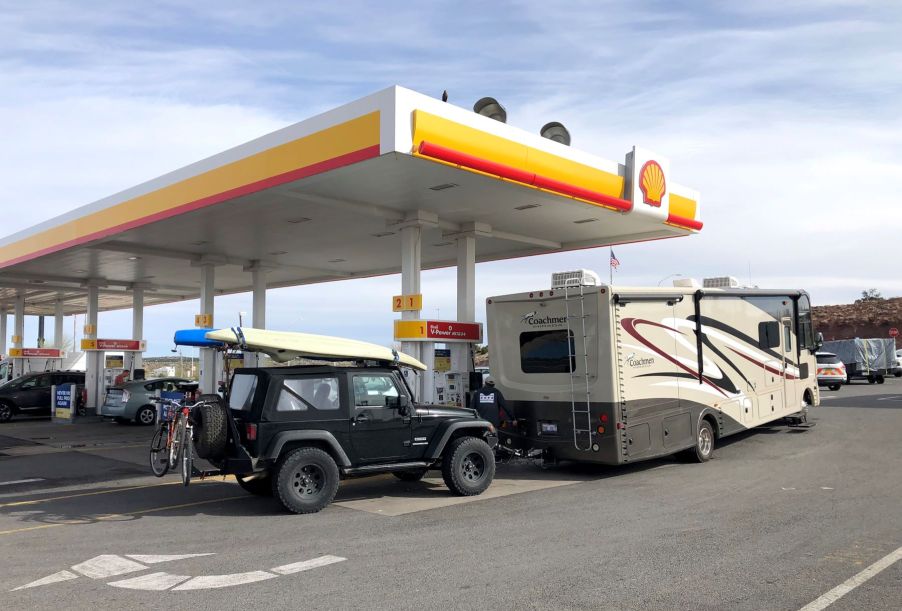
top-left (271, 555), bottom-right (346, 575)
top-left (12, 570), bottom-right (78, 591)
top-left (71, 555), bottom-right (148, 579)
top-left (799, 545), bottom-right (902, 611)
top-left (108, 572), bottom-right (191, 590)
top-left (172, 570), bottom-right (277, 590)
top-left (821, 487), bottom-right (834, 491)
top-left (126, 553), bottom-right (214, 564)
top-left (0, 478), bottom-right (45, 487)
top-left (876, 395), bottom-right (902, 401)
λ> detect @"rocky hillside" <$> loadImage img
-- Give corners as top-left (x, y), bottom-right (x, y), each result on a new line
top-left (812, 297), bottom-right (902, 348)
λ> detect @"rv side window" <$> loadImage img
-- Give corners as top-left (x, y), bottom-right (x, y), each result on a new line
top-left (519, 330), bottom-right (576, 374)
top-left (783, 322), bottom-right (792, 353)
top-left (758, 321), bottom-right (780, 349)
top-left (797, 294), bottom-right (815, 350)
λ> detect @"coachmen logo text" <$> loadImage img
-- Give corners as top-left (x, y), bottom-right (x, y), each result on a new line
top-left (625, 352), bottom-right (655, 368)
top-left (638, 160), bottom-right (666, 207)
top-left (521, 312), bottom-right (569, 328)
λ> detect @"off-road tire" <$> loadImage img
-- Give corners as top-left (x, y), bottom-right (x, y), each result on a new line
top-left (441, 436), bottom-right (495, 496)
top-left (392, 469), bottom-right (428, 482)
top-left (273, 447), bottom-right (340, 514)
top-left (236, 474), bottom-right (273, 496)
top-left (135, 405), bottom-right (156, 426)
top-left (0, 401), bottom-right (13, 423)
top-left (828, 383), bottom-right (841, 391)
top-left (682, 420), bottom-right (715, 463)
top-left (877, 375), bottom-right (885, 384)
top-left (193, 395), bottom-right (228, 460)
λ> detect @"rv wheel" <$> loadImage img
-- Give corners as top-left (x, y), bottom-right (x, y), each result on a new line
top-left (876, 375), bottom-right (885, 384)
top-left (828, 384), bottom-right (841, 391)
top-left (684, 420), bottom-right (714, 463)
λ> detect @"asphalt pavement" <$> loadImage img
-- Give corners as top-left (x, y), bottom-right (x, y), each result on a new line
top-left (1, 379), bottom-right (901, 610)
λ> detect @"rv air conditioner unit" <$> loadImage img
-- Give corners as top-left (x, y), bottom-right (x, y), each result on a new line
top-left (551, 269), bottom-right (602, 289)
top-left (673, 278), bottom-right (701, 288)
top-left (702, 276), bottom-right (741, 288)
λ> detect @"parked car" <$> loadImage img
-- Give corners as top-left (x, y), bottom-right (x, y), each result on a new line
top-left (0, 370), bottom-right (86, 422)
top-left (101, 377), bottom-right (190, 425)
top-left (815, 352), bottom-right (846, 391)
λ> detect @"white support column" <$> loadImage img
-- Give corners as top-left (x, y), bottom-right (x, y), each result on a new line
top-left (199, 264), bottom-right (216, 394)
top-left (451, 235), bottom-right (476, 376)
top-left (244, 264), bottom-right (268, 368)
top-left (12, 292), bottom-right (25, 377)
top-left (53, 299), bottom-right (65, 349)
top-left (85, 284), bottom-right (101, 412)
top-left (400, 222), bottom-right (426, 401)
top-left (130, 287), bottom-right (144, 375)
top-left (0, 306), bottom-right (7, 356)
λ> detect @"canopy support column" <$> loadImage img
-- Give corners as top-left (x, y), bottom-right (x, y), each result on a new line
top-left (53, 299), bottom-right (64, 349)
top-left (199, 264), bottom-right (217, 394)
top-left (85, 284), bottom-right (101, 412)
top-left (400, 220), bottom-right (428, 401)
top-left (13, 291), bottom-right (25, 378)
top-left (243, 262), bottom-right (268, 368)
top-left (0, 307), bottom-right (7, 357)
top-left (451, 235), bottom-right (476, 402)
top-left (125, 287), bottom-right (144, 376)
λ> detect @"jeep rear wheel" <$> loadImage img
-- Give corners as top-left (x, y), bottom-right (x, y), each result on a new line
top-left (441, 436), bottom-right (495, 496)
top-left (273, 447), bottom-right (340, 514)
top-left (392, 469), bottom-right (428, 482)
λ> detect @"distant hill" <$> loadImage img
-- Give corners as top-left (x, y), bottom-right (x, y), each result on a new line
top-left (812, 297), bottom-right (902, 348)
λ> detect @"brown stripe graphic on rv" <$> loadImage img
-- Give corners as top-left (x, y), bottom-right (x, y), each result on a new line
top-left (620, 318), bottom-right (729, 397)
top-left (727, 348), bottom-right (799, 380)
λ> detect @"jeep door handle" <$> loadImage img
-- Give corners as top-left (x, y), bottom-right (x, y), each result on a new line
top-left (354, 414), bottom-right (370, 423)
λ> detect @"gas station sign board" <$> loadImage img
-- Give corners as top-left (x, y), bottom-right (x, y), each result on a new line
top-left (394, 320), bottom-right (482, 343)
top-left (8, 347), bottom-right (66, 358)
top-left (81, 338), bottom-right (146, 351)
top-left (392, 294), bottom-right (423, 312)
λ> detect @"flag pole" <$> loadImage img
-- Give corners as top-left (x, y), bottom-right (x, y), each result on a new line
top-left (609, 246), bottom-right (613, 285)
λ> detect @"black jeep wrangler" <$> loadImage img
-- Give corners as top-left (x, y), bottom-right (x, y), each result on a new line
top-left (192, 363), bottom-right (497, 514)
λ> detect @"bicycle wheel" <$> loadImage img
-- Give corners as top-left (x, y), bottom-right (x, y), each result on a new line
top-left (169, 415), bottom-right (186, 470)
top-left (180, 427), bottom-right (193, 487)
top-left (149, 425), bottom-right (169, 477)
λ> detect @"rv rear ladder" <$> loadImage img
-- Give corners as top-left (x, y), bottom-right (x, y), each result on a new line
top-left (563, 281), bottom-right (594, 451)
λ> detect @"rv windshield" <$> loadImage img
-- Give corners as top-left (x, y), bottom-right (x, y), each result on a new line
top-left (519, 330), bottom-right (576, 374)
top-left (797, 294), bottom-right (815, 350)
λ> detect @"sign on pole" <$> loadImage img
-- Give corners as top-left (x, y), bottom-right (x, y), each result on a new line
top-left (394, 320), bottom-right (482, 343)
top-left (81, 338), bottom-right (146, 351)
top-left (890, 327), bottom-right (899, 338)
top-left (392, 294), bottom-right (423, 312)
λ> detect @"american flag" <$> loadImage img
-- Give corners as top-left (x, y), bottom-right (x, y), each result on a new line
top-left (609, 248), bottom-right (620, 270)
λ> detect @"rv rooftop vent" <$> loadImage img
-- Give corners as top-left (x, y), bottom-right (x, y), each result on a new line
top-left (702, 276), bottom-right (741, 288)
top-left (551, 269), bottom-right (602, 289)
top-left (673, 278), bottom-right (701, 288)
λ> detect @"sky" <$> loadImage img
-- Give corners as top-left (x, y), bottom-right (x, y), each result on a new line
top-left (1, 0), bottom-right (901, 355)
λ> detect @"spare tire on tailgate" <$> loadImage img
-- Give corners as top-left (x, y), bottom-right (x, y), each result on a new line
top-left (193, 394), bottom-right (229, 461)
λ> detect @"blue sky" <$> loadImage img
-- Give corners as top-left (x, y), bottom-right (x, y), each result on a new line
top-left (2, 1), bottom-right (901, 355)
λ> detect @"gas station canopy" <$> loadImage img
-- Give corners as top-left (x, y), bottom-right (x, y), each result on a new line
top-left (0, 86), bottom-right (701, 315)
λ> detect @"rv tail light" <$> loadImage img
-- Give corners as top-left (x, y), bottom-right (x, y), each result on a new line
top-left (599, 413), bottom-right (608, 422)
top-left (596, 425), bottom-right (605, 434)
top-left (246, 423), bottom-right (257, 441)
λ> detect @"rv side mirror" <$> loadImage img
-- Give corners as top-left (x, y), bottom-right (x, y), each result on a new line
top-left (815, 332), bottom-right (824, 350)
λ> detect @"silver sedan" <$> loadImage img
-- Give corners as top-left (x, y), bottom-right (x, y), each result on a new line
top-left (101, 377), bottom-right (190, 425)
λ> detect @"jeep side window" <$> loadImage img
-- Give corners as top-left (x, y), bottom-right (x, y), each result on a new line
top-left (276, 376), bottom-right (339, 411)
top-left (352, 374), bottom-right (399, 408)
top-left (229, 373), bottom-right (258, 411)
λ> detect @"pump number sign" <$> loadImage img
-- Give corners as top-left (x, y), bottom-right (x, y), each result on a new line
top-left (392, 294), bottom-right (423, 312)
top-left (394, 320), bottom-right (482, 343)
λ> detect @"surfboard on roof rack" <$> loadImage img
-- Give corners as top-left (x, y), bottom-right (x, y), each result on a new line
top-left (204, 327), bottom-right (427, 371)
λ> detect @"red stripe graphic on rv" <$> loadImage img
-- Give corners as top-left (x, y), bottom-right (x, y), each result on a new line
top-left (620, 317), bottom-right (729, 397)
top-left (727, 347), bottom-right (799, 380)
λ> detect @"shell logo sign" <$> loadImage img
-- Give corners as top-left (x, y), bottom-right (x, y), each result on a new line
top-left (638, 160), bottom-right (666, 207)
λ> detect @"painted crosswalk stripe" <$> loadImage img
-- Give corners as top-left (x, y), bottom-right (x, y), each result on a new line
top-left (271, 555), bottom-right (346, 575)
top-left (108, 572), bottom-right (191, 591)
top-left (173, 570), bottom-right (277, 590)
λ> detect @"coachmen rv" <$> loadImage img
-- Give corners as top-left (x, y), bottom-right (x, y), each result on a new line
top-left (486, 270), bottom-right (820, 465)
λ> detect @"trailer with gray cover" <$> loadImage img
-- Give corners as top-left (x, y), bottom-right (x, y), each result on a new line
top-left (820, 338), bottom-right (895, 384)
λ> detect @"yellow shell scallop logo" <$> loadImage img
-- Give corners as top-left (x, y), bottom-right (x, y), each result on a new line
top-left (639, 160), bottom-right (666, 206)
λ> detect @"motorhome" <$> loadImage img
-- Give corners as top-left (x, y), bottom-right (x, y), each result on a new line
top-left (486, 271), bottom-right (819, 465)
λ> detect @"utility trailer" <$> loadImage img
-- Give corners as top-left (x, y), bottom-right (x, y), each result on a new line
top-left (820, 338), bottom-right (895, 384)
top-left (486, 270), bottom-right (820, 465)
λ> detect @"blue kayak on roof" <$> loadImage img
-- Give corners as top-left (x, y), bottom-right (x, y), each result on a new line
top-left (173, 328), bottom-right (225, 348)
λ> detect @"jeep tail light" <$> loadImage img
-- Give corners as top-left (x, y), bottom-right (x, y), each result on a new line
top-left (246, 423), bottom-right (257, 441)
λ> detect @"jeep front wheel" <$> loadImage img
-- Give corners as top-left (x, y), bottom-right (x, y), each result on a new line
top-left (273, 447), bottom-right (340, 514)
top-left (441, 436), bottom-right (495, 496)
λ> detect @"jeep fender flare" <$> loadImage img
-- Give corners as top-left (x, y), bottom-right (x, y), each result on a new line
top-left (425, 421), bottom-right (494, 460)
top-left (265, 430), bottom-right (352, 467)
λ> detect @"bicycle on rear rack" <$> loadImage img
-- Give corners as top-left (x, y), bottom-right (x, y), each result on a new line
top-left (149, 395), bottom-right (201, 486)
